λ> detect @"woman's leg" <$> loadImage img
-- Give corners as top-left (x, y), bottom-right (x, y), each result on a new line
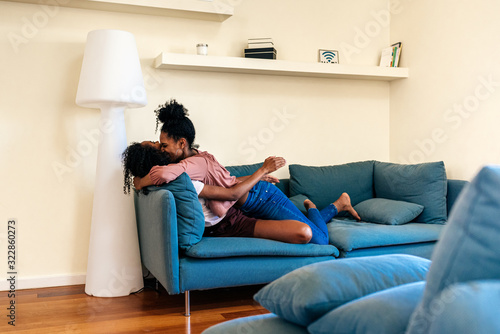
top-left (319, 203), bottom-right (338, 223)
top-left (253, 220), bottom-right (312, 244)
top-left (204, 207), bottom-right (312, 244)
top-left (304, 200), bottom-right (331, 239)
top-left (311, 193), bottom-right (361, 223)
top-left (240, 181), bottom-right (329, 245)
top-left (331, 193), bottom-right (360, 221)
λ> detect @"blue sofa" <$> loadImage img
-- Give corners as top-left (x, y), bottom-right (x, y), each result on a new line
top-left (134, 160), bottom-right (467, 315)
top-left (202, 165), bottom-right (500, 334)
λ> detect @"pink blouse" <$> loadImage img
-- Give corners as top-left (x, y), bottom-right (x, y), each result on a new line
top-left (149, 151), bottom-right (238, 217)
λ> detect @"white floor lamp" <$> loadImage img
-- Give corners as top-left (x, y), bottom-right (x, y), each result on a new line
top-left (76, 30), bottom-right (147, 297)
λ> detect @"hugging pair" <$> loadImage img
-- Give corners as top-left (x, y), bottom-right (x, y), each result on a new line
top-left (122, 99), bottom-right (360, 245)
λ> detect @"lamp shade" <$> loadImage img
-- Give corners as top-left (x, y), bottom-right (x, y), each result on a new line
top-left (76, 29), bottom-right (147, 109)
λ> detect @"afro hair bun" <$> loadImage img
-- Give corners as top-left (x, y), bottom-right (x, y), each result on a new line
top-left (155, 99), bottom-right (188, 124)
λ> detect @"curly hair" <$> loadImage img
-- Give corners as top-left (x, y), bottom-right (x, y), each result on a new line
top-left (122, 142), bottom-right (171, 194)
top-left (154, 99), bottom-right (196, 148)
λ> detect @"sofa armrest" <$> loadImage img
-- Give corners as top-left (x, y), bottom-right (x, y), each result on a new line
top-left (134, 188), bottom-right (180, 294)
top-left (447, 179), bottom-right (469, 216)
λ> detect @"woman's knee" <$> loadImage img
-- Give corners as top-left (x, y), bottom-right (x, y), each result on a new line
top-left (294, 225), bottom-right (312, 244)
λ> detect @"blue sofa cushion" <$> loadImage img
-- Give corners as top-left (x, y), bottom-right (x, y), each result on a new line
top-left (308, 281), bottom-right (425, 334)
top-left (185, 237), bottom-right (339, 258)
top-left (226, 162), bottom-right (289, 195)
top-left (407, 165), bottom-right (500, 334)
top-left (327, 218), bottom-right (444, 251)
top-left (427, 280), bottom-right (500, 334)
top-left (353, 198), bottom-right (424, 225)
top-left (373, 161), bottom-right (447, 224)
top-left (254, 254), bottom-right (430, 327)
top-left (202, 313), bottom-right (309, 334)
top-left (288, 194), bottom-right (309, 214)
top-left (226, 163), bottom-right (263, 177)
top-left (146, 173), bottom-right (205, 251)
top-left (289, 161), bottom-right (374, 210)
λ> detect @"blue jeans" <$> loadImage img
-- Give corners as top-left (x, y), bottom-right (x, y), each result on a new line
top-left (240, 181), bottom-right (338, 245)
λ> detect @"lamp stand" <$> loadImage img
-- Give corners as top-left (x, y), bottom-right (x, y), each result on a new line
top-left (85, 105), bottom-right (144, 297)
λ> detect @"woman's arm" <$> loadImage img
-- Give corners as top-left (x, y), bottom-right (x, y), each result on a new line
top-left (134, 155), bottom-right (208, 190)
top-left (199, 156), bottom-right (285, 201)
top-left (134, 174), bottom-right (153, 190)
top-left (237, 174), bottom-right (280, 183)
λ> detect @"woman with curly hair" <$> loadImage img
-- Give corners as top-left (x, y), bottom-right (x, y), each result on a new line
top-left (133, 99), bottom-right (360, 245)
top-left (123, 142), bottom-right (312, 243)
top-left (122, 141), bottom-right (170, 195)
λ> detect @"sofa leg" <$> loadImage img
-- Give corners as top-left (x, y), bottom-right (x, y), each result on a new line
top-left (184, 291), bottom-right (191, 317)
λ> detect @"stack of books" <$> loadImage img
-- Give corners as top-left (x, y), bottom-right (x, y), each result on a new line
top-left (245, 38), bottom-right (277, 59)
top-left (379, 42), bottom-right (402, 67)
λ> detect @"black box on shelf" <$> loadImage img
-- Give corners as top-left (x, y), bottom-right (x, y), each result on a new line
top-left (244, 47), bottom-right (277, 60)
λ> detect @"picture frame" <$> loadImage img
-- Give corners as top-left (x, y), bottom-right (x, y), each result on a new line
top-left (319, 49), bottom-right (339, 64)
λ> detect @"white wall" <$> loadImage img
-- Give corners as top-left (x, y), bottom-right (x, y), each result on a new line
top-left (390, 0), bottom-right (500, 180)
top-left (0, 0), bottom-right (391, 288)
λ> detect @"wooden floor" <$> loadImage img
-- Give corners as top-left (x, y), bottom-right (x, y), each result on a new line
top-left (0, 279), bottom-right (269, 333)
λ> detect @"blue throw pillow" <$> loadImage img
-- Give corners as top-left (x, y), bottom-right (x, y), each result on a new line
top-left (354, 198), bottom-right (424, 225)
top-left (374, 161), bottom-right (447, 224)
top-left (308, 281), bottom-right (426, 334)
top-left (254, 254), bottom-right (430, 327)
top-left (147, 172), bottom-right (204, 251)
top-left (289, 161), bottom-right (374, 210)
top-left (407, 165), bottom-right (500, 334)
top-left (427, 280), bottom-right (500, 334)
top-left (202, 313), bottom-right (309, 334)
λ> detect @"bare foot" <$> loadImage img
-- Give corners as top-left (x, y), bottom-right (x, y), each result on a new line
top-left (303, 199), bottom-right (317, 210)
top-left (333, 193), bottom-right (361, 221)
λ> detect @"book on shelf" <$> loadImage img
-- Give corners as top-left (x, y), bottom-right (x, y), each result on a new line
top-left (245, 47), bottom-right (276, 53)
top-left (245, 52), bottom-right (276, 59)
top-left (379, 42), bottom-right (402, 67)
top-left (244, 47), bottom-right (277, 59)
top-left (247, 42), bottom-right (274, 49)
top-left (247, 37), bottom-right (274, 49)
top-left (248, 37), bottom-right (273, 43)
top-left (392, 42), bottom-right (402, 67)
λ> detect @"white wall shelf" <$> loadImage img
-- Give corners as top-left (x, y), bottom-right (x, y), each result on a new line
top-left (154, 52), bottom-right (409, 81)
top-left (5, 0), bottom-right (233, 21)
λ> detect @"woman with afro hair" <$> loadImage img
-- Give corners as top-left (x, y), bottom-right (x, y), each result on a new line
top-left (133, 99), bottom-right (360, 245)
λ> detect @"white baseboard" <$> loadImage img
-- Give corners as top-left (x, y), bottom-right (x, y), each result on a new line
top-left (0, 274), bottom-right (86, 291)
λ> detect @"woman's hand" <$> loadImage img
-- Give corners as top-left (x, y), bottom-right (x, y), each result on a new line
top-left (261, 156), bottom-right (286, 174)
top-left (261, 175), bottom-right (280, 183)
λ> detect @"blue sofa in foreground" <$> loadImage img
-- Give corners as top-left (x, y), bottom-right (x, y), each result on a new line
top-left (134, 160), bottom-right (467, 315)
top-left (202, 165), bottom-right (500, 334)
